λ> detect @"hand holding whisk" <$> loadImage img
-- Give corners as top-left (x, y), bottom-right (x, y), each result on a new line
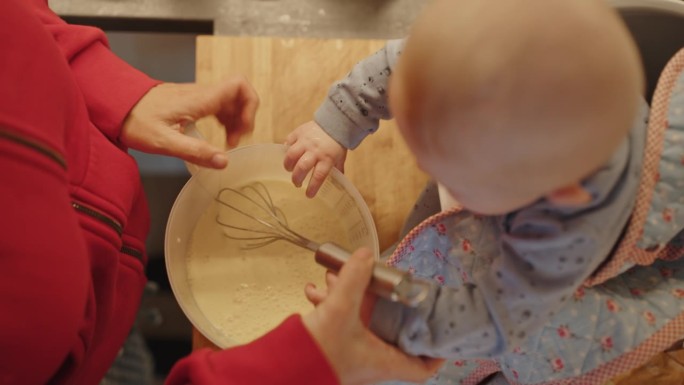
top-left (214, 182), bottom-right (431, 307)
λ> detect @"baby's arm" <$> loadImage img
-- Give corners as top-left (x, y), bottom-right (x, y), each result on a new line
top-left (284, 39), bottom-right (404, 197)
top-left (314, 39), bottom-right (404, 149)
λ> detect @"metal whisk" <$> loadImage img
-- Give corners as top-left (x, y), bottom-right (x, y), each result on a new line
top-left (213, 182), bottom-right (430, 307)
top-left (215, 182), bottom-right (318, 250)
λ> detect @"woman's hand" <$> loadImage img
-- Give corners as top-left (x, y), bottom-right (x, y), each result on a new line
top-left (121, 77), bottom-right (259, 168)
top-left (302, 248), bottom-right (443, 385)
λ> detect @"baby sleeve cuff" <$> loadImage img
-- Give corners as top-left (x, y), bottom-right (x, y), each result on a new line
top-left (314, 100), bottom-right (371, 150)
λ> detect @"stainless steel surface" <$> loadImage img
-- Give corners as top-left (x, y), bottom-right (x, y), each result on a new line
top-left (50, 0), bottom-right (427, 38)
top-left (315, 242), bottom-right (430, 307)
top-left (214, 181), bottom-right (429, 307)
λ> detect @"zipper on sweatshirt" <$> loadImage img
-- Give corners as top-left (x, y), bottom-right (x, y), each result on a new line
top-left (0, 127), bottom-right (67, 169)
top-left (0, 128), bottom-right (143, 261)
top-left (72, 202), bottom-right (124, 236)
top-left (72, 202), bottom-right (144, 261)
top-left (120, 245), bottom-right (143, 260)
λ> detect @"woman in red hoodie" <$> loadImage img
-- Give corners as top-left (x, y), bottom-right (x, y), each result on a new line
top-left (0, 0), bottom-right (440, 384)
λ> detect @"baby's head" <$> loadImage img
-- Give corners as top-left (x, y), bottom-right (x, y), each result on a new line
top-left (390, 0), bottom-right (644, 215)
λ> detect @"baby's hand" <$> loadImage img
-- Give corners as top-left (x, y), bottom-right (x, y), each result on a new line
top-left (284, 121), bottom-right (347, 198)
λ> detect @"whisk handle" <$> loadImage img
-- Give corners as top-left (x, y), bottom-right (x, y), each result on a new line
top-left (315, 242), bottom-right (430, 308)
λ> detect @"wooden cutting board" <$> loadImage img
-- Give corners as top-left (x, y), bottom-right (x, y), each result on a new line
top-left (192, 36), bottom-right (428, 350)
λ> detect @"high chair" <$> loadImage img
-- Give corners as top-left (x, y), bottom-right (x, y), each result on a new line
top-left (614, 0), bottom-right (684, 101)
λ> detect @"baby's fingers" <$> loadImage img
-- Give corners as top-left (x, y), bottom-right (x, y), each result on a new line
top-left (284, 142), bottom-right (305, 172)
top-left (306, 161), bottom-right (333, 198)
top-left (292, 153), bottom-right (316, 188)
top-left (284, 130), bottom-right (298, 147)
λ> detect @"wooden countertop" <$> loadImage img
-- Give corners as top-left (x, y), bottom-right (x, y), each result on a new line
top-left (192, 36), bottom-right (427, 350)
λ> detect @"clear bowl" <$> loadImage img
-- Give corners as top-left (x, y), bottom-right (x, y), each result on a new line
top-left (165, 143), bottom-right (379, 348)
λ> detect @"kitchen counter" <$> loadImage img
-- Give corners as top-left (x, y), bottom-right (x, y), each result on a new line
top-left (49, 0), bottom-right (427, 39)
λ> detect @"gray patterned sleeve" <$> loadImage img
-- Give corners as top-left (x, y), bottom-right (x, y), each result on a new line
top-left (314, 39), bottom-right (405, 149)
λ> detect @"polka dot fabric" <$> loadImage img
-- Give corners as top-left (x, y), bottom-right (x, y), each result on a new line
top-left (381, 49), bottom-right (684, 385)
top-left (586, 48), bottom-right (684, 287)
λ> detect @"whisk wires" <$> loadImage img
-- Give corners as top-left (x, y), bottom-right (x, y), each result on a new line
top-left (214, 182), bottom-right (318, 251)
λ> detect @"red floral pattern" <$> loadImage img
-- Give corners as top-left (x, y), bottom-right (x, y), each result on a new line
top-left (606, 299), bottom-right (621, 313)
top-left (557, 325), bottom-right (571, 339)
top-left (672, 288), bottom-right (684, 298)
top-left (643, 310), bottom-right (656, 326)
top-left (600, 336), bottom-right (614, 351)
top-left (462, 239), bottom-right (472, 253)
top-left (550, 358), bottom-right (564, 372)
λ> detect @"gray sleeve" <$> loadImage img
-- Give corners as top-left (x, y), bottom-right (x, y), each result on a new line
top-left (370, 103), bottom-right (648, 358)
top-left (314, 39), bottom-right (405, 149)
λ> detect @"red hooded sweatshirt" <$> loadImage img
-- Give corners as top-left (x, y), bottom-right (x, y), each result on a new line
top-left (0, 0), bottom-right (337, 384)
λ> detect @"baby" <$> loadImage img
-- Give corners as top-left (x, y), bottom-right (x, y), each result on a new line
top-left (287, 0), bottom-right (684, 383)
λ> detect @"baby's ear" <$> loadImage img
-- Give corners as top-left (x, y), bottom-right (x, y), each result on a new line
top-left (545, 183), bottom-right (592, 207)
